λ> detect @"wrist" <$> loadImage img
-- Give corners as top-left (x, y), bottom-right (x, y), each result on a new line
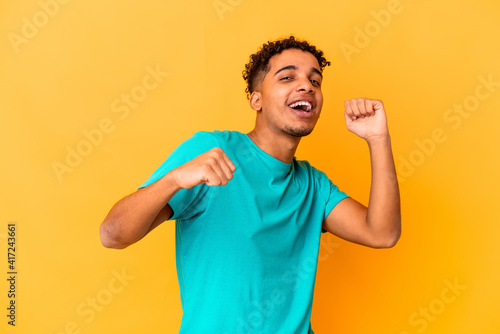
top-left (163, 169), bottom-right (184, 192)
top-left (365, 133), bottom-right (391, 149)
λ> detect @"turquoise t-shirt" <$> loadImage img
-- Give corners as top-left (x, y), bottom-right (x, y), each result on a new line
top-left (139, 130), bottom-right (349, 334)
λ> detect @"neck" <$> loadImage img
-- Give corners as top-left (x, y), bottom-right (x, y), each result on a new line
top-left (246, 127), bottom-right (301, 164)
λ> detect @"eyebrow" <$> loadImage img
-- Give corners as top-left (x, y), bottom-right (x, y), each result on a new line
top-left (274, 65), bottom-right (323, 78)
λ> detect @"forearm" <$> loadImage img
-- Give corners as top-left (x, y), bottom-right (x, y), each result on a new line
top-left (100, 172), bottom-right (181, 248)
top-left (365, 134), bottom-right (401, 246)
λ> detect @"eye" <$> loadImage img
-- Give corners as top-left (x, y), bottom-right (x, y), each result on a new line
top-left (280, 77), bottom-right (292, 81)
top-left (310, 79), bottom-right (320, 85)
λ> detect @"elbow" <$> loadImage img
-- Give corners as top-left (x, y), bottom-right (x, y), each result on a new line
top-left (377, 231), bottom-right (400, 248)
top-left (99, 220), bottom-right (130, 249)
top-left (370, 222), bottom-right (401, 249)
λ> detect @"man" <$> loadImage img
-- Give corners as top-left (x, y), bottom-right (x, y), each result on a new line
top-left (99, 35), bottom-right (401, 333)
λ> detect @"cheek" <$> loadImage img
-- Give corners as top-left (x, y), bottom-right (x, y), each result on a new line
top-left (316, 94), bottom-right (324, 107)
top-left (262, 87), bottom-right (285, 106)
top-left (273, 91), bottom-right (288, 106)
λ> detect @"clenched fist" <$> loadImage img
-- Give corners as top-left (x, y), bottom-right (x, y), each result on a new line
top-left (169, 147), bottom-right (236, 189)
top-left (344, 98), bottom-right (389, 141)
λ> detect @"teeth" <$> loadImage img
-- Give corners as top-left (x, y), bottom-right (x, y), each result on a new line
top-left (288, 101), bottom-right (312, 112)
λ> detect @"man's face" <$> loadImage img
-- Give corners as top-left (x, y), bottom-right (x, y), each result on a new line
top-left (252, 48), bottom-right (324, 138)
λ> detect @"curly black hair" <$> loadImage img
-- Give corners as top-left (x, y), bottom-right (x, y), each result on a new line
top-left (242, 35), bottom-right (331, 100)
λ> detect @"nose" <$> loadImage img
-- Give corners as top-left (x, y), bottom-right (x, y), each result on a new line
top-left (296, 75), bottom-right (314, 93)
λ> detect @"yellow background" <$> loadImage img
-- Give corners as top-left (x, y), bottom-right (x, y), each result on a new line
top-left (1, 0), bottom-right (499, 333)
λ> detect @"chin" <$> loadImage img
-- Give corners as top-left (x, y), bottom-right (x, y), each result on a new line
top-left (284, 125), bottom-right (314, 137)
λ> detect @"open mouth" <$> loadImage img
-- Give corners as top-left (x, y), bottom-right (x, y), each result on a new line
top-left (288, 101), bottom-right (312, 112)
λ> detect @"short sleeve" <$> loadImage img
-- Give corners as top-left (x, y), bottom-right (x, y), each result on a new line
top-left (138, 131), bottom-right (219, 221)
top-left (320, 173), bottom-right (350, 233)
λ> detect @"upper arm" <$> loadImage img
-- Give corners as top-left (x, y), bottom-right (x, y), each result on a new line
top-left (145, 203), bottom-right (174, 234)
top-left (322, 197), bottom-right (388, 248)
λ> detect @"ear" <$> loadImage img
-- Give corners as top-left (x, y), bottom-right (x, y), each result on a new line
top-left (249, 91), bottom-right (262, 111)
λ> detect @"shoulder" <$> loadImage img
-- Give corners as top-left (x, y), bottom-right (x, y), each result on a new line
top-left (191, 130), bottom-right (246, 151)
top-left (180, 130), bottom-right (226, 148)
top-left (175, 130), bottom-right (243, 156)
top-left (191, 130), bottom-right (241, 143)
